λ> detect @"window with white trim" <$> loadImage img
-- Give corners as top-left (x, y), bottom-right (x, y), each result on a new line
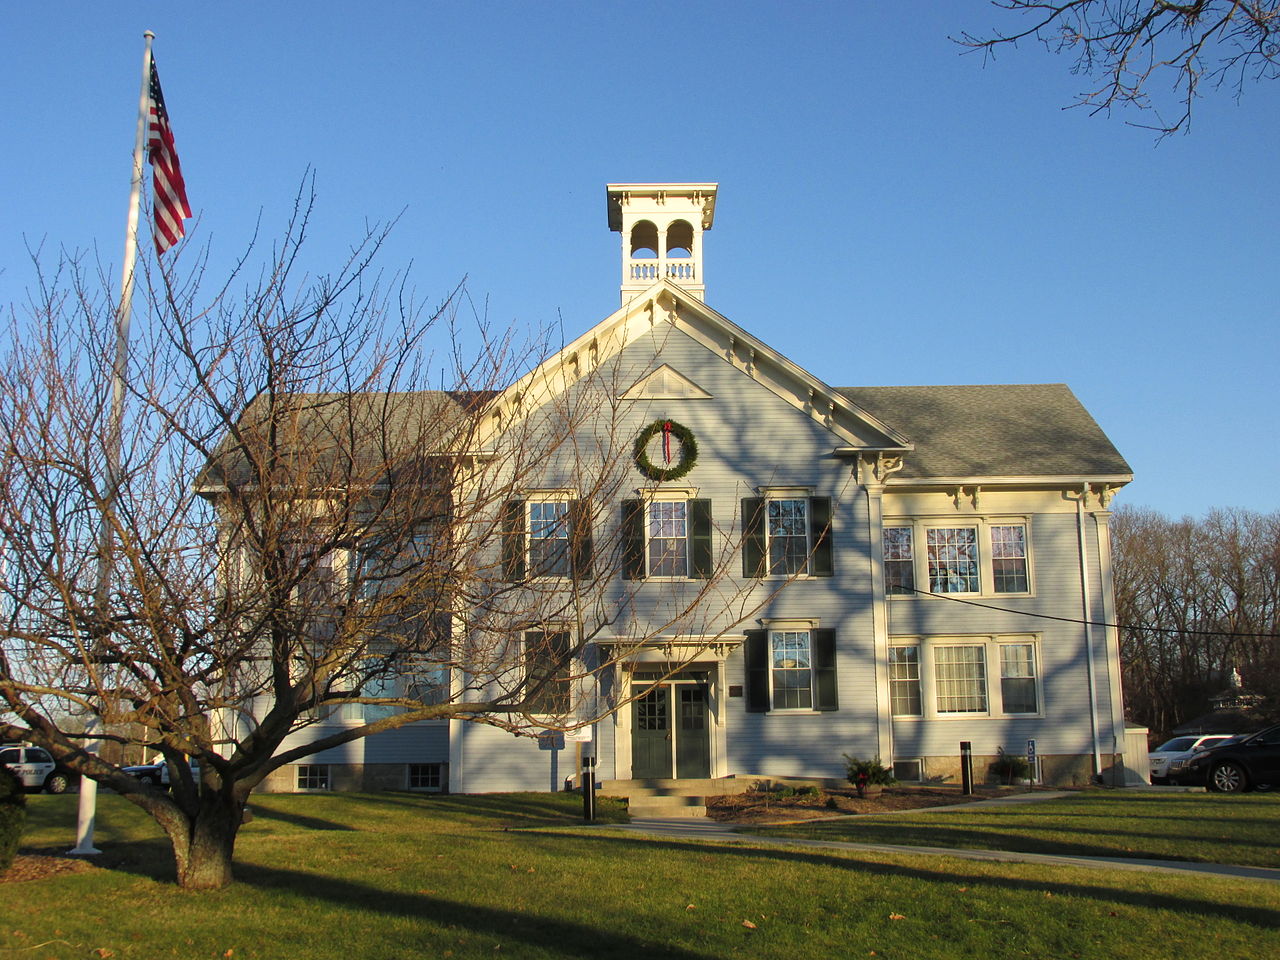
top-left (934, 644), bottom-right (987, 713)
top-left (888, 637), bottom-right (1041, 720)
top-left (648, 500), bottom-right (688, 576)
top-left (623, 497), bottom-right (712, 580)
top-left (770, 630), bottom-right (813, 710)
top-left (882, 520), bottom-right (1031, 597)
top-left (767, 500), bottom-right (810, 575)
top-left (927, 528), bottom-right (980, 594)
top-left (883, 526), bottom-right (915, 595)
top-left (999, 643), bottom-right (1038, 714)
top-left (991, 525), bottom-right (1029, 593)
top-left (528, 501), bottom-right (571, 577)
top-left (742, 496), bottom-right (832, 578)
top-left (888, 645), bottom-right (922, 716)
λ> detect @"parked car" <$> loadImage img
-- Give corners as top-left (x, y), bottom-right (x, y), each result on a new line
top-left (1148, 734), bottom-right (1238, 784)
top-left (1171, 725), bottom-right (1280, 793)
top-left (0, 744), bottom-right (74, 794)
top-left (121, 756), bottom-right (201, 788)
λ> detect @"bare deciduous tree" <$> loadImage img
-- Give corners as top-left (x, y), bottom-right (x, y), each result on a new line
top-left (1113, 504), bottom-right (1280, 736)
top-left (959, 1), bottom-right (1280, 135)
top-left (0, 194), bottom-right (795, 889)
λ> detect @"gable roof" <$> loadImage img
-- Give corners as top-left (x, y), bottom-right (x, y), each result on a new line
top-left (197, 390), bottom-right (491, 492)
top-left (495, 278), bottom-right (913, 451)
top-left (836, 384), bottom-right (1132, 481)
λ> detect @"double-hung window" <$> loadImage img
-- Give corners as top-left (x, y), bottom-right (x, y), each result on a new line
top-left (933, 644), bottom-right (987, 713)
top-left (528, 502), bottom-right (570, 576)
top-left (501, 498), bottom-right (592, 580)
top-left (742, 495), bottom-right (833, 577)
top-left (888, 645), bottom-right (922, 716)
top-left (621, 498), bottom-right (712, 579)
top-left (882, 520), bottom-right (1030, 597)
top-left (744, 626), bottom-right (838, 712)
top-left (888, 637), bottom-right (1040, 719)
top-left (769, 631), bottom-right (813, 710)
top-left (998, 642), bottom-right (1038, 714)
top-left (357, 526), bottom-right (437, 600)
top-left (649, 501), bottom-right (688, 576)
top-left (990, 525), bottom-right (1029, 593)
top-left (883, 526), bottom-right (915, 595)
top-left (523, 630), bottom-right (572, 716)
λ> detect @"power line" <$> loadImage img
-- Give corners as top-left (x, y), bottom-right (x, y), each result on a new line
top-left (901, 587), bottom-right (1280, 640)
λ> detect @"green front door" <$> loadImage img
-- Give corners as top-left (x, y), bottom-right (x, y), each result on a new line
top-left (632, 685), bottom-right (672, 779)
top-left (675, 685), bottom-right (711, 778)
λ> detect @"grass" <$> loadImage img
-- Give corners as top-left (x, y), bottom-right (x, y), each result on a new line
top-left (751, 790), bottom-right (1280, 867)
top-left (0, 791), bottom-right (1276, 960)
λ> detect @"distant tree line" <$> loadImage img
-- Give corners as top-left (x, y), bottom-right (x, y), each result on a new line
top-left (1112, 505), bottom-right (1280, 737)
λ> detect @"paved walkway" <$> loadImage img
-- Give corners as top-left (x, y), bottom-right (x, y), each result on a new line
top-left (587, 793), bottom-right (1280, 884)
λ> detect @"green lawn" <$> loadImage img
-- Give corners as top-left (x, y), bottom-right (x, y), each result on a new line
top-left (2, 791), bottom-right (1277, 960)
top-left (752, 790), bottom-right (1280, 867)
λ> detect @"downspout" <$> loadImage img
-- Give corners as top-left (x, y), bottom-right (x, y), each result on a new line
top-left (1077, 485), bottom-right (1103, 778)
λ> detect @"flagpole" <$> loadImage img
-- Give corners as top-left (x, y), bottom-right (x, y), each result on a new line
top-left (70, 29), bottom-right (155, 858)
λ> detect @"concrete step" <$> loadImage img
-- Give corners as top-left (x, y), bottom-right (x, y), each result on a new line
top-left (627, 795), bottom-right (707, 818)
top-left (601, 778), bottom-right (748, 798)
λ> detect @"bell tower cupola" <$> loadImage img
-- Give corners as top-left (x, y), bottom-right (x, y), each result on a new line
top-left (607, 183), bottom-right (717, 305)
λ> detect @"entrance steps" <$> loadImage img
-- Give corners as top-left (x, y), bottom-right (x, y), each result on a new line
top-left (599, 778), bottom-right (752, 797)
top-left (600, 778), bottom-right (754, 819)
top-left (626, 795), bottom-right (707, 818)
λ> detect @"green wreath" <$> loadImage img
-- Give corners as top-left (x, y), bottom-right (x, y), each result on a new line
top-left (633, 419), bottom-right (698, 481)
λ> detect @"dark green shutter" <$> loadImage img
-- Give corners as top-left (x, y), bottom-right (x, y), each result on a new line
top-left (744, 629), bottom-right (769, 712)
top-left (525, 630), bottom-right (573, 715)
top-left (812, 628), bottom-right (838, 711)
top-left (501, 500), bottom-right (525, 581)
top-left (809, 497), bottom-right (833, 577)
top-left (621, 500), bottom-right (645, 580)
top-left (741, 498), bottom-right (765, 578)
top-left (569, 499), bottom-right (593, 579)
top-left (689, 499), bottom-right (712, 579)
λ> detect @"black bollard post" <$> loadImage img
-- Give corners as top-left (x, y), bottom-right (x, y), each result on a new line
top-left (960, 741), bottom-right (973, 796)
top-left (581, 755), bottom-right (596, 822)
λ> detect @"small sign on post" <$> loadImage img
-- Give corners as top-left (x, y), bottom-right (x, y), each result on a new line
top-left (1026, 738), bottom-right (1037, 790)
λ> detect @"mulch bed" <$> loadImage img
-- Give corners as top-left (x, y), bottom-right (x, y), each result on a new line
top-left (706, 786), bottom-right (1022, 824)
top-left (2, 854), bottom-right (97, 884)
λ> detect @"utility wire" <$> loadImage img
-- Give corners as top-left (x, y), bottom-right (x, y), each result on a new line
top-left (901, 587), bottom-right (1280, 639)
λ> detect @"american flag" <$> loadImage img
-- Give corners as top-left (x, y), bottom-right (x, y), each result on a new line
top-left (147, 57), bottom-right (191, 255)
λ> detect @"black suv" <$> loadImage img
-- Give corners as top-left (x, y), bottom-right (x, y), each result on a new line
top-left (1175, 724), bottom-right (1280, 793)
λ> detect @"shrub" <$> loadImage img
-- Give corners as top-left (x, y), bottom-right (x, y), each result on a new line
top-left (0, 764), bottom-right (26, 876)
top-left (775, 785), bottom-right (796, 799)
top-left (797, 785), bottom-right (821, 798)
top-left (991, 751), bottom-right (1031, 784)
top-left (843, 755), bottom-right (896, 797)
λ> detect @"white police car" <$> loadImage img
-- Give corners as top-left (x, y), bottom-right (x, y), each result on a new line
top-left (0, 744), bottom-right (72, 794)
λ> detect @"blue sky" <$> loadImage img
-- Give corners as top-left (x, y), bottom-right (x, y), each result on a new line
top-left (2, 2), bottom-right (1276, 518)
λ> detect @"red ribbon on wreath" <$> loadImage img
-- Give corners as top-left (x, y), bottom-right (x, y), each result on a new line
top-left (661, 420), bottom-right (673, 464)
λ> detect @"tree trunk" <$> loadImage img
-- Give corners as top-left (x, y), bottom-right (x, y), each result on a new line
top-left (158, 793), bottom-right (245, 890)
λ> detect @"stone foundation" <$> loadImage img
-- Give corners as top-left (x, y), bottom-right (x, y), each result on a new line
top-left (903, 753), bottom-right (1119, 788)
top-left (257, 762), bottom-right (448, 794)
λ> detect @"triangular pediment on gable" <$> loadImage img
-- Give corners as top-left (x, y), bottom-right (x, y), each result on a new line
top-left (483, 279), bottom-right (913, 455)
top-left (619, 364), bottom-right (712, 400)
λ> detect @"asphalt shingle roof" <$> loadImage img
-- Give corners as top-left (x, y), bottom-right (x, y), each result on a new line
top-left (837, 384), bottom-right (1132, 480)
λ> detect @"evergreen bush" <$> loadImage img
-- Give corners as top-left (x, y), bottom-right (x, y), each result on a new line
top-left (0, 764), bottom-right (27, 876)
